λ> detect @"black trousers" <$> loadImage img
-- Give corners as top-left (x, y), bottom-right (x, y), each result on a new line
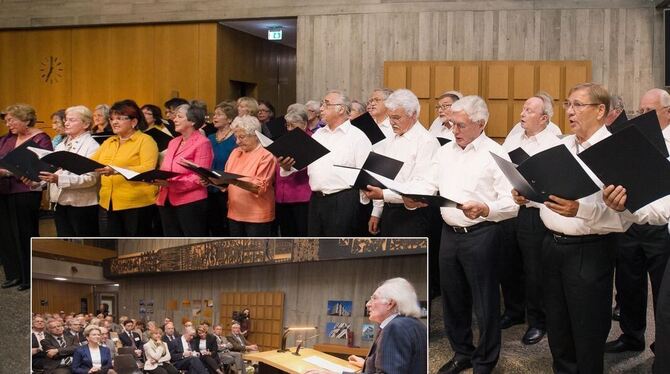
top-left (146, 363), bottom-right (179, 374)
top-left (0, 192), bottom-right (41, 285)
top-left (614, 223), bottom-right (670, 345)
top-left (427, 206), bottom-right (443, 302)
top-left (654, 255), bottom-right (670, 374)
top-left (498, 217), bottom-right (525, 321)
top-left (516, 207), bottom-right (549, 329)
top-left (379, 203), bottom-right (430, 237)
top-left (207, 191), bottom-right (229, 236)
top-left (276, 201), bottom-right (309, 237)
top-left (440, 222), bottom-right (501, 373)
top-left (173, 357), bottom-right (207, 374)
top-left (307, 189), bottom-right (360, 237)
top-left (228, 219), bottom-right (273, 237)
top-left (159, 198), bottom-right (209, 237)
top-left (544, 234), bottom-right (614, 374)
top-left (54, 204), bottom-right (99, 237)
top-left (104, 203), bottom-right (155, 237)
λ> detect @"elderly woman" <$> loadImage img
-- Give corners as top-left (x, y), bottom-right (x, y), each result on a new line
top-left (92, 104), bottom-right (111, 134)
top-left (39, 106), bottom-right (101, 236)
top-left (72, 326), bottom-right (113, 374)
top-left (214, 115), bottom-right (276, 236)
top-left (349, 100), bottom-right (367, 120)
top-left (236, 97), bottom-right (259, 117)
top-left (144, 328), bottom-right (178, 374)
top-left (304, 100), bottom-right (324, 134)
top-left (275, 105), bottom-right (311, 236)
top-left (154, 101), bottom-right (213, 236)
top-left (206, 101), bottom-right (238, 236)
top-left (51, 109), bottom-right (66, 148)
top-left (428, 90), bottom-right (462, 140)
top-left (90, 99), bottom-right (159, 236)
top-left (0, 104), bottom-right (51, 291)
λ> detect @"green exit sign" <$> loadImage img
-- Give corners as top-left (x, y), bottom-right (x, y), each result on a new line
top-left (268, 29), bottom-right (283, 41)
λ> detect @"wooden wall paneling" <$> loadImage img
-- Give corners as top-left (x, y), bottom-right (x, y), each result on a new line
top-left (154, 24), bottom-right (198, 106)
top-left (32, 279), bottom-right (93, 314)
top-left (433, 64), bottom-right (455, 98)
top-left (385, 63), bottom-right (407, 90)
top-left (456, 63), bottom-right (480, 96)
top-left (512, 63), bottom-right (535, 100)
top-left (409, 65), bottom-right (431, 99)
top-left (512, 100), bottom-right (525, 130)
top-left (71, 27), bottom-right (111, 110)
top-left (563, 63), bottom-right (589, 99)
top-left (196, 23), bottom-right (218, 110)
top-left (486, 63), bottom-right (509, 99)
top-left (485, 101), bottom-right (509, 138)
top-left (538, 64), bottom-right (561, 100)
top-left (419, 100), bottom-right (430, 128)
top-left (106, 25), bottom-right (154, 106)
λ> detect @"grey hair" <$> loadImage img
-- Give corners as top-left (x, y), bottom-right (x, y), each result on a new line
top-left (609, 95), bottom-right (625, 112)
top-left (285, 106), bottom-right (308, 128)
top-left (372, 88), bottom-right (394, 100)
top-left (385, 89), bottom-right (420, 117)
top-left (325, 89), bottom-right (351, 114)
top-left (231, 115), bottom-right (261, 136)
top-left (94, 104), bottom-right (110, 119)
top-left (65, 105), bottom-right (93, 128)
top-left (305, 100), bottom-right (321, 112)
top-left (287, 103), bottom-right (306, 114)
top-left (439, 90), bottom-right (463, 101)
top-left (183, 327), bottom-right (196, 336)
top-left (376, 278), bottom-right (421, 318)
top-left (450, 95), bottom-right (489, 125)
top-left (350, 100), bottom-right (366, 115)
top-left (534, 91), bottom-right (554, 119)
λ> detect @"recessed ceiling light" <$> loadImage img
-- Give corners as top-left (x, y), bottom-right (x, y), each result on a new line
top-left (113, 284), bottom-right (119, 287)
top-left (54, 277), bottom-right (67, 281)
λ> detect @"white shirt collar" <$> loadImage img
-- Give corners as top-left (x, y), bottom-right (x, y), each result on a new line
top-left (379, 313), bottom-right (399, 329)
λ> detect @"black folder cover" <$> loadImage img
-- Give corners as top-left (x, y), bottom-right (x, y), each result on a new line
top-left (361, 152), bottom-right (404, 179)
top-left (91, 132), bottom-right (114, 145)
top-left (508, 147), bottom-right (531, 165)
top-left (578, 125), bottom-right (670, 212)
top-left (437, 137), bottom-right (452, 146)
top-left (144, 128), bottom-right (173, 152)
top-left (265, 128), bottom-right (330, 170)
top-left (178, 159), bottom-right (244, 181)
top-left (0, 140), bottom-right (57, 181)
top-left (126, 169), bottom-right (179, 182)
top-left (491, 145), bottom-right (599, 203)
top-left (606, 110), bottom-right (628, 131)
top-left (350, 112), bottom-right (386, 145)
top-left (607, 110), bottom-right (668, 158)
top-left (400, 193), bottom-right (459, 208)
top-left (38, 151), bottom-right (105, 175)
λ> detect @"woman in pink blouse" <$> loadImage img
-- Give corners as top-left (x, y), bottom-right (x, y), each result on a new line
top-left (275, 105), bottom-right (312, 236)
top-left (154, 101), bottom-right (213, 236)
top-left (220, 115), bottom-right (276, 237)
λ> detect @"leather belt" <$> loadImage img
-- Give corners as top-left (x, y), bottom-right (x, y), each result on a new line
top-left (550, 231), bottom-right (607, 244)
top-left (450, 221), bottom-right (495, 234)
top-left (312, 188), bottom-right (351, 198)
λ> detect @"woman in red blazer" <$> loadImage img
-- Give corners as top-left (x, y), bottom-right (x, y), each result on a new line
top-left (155, 101), bottom-right (213, 236)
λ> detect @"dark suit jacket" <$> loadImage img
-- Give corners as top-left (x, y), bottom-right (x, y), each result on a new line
top-left (72, 345), bottom-right (112, 374)
top-left (162, 332), bottom-right (181, 344)
top-left (363, 316), bottom-right (427, 374)
top-left (32, 332), bottom-right (46, 370)
top-left (119, 330), bottom-right (143, 349)
top-left (40, 333), bottom-right (78, 371)
top-left (64, 329), bottom-right (86, 345)
top-left (226, 334), bottom-right (249, 352)
top-left (167, 337), bottom-right (196, 364)
top-left (192, 333), bottom-right (220, 363)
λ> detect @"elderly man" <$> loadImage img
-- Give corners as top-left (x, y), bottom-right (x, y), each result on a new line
top-left (515, 83), bottom-right (630, 373)
top-left (99, 327), bottom-right (118, 359)
top-left (604, 94), bottom-right (625, 126)
top-left (506, 91), bottom-right (562, 138)
top-left (32, 315), bottom-right (47, 372)
top-left (500, 92), bottom-right (562, 345)
top-left (367, 88), bottom-right (394, 141)
top-left (364, 88), bottom-right (439, 236)
top-left (306, 278), bottom-right (426, 374)
top-left (421, 95), bottom-right (518, 374)
top-left (168, 327), bottom-right (208, 374)
top-left (428, 90), bottom-right (463, 141)
top-left (213, 324), bottom-right (243, 374)
top-left (64, 317), bottom-right (84, 345)
top-left (226, 322), bottom-right (258, 353)
top-left (279, 90), bottom-right (372, 236)
top-left (162, 321), bottom-right (181, 344)
top-left (41, 319), bottom-right (77, 374)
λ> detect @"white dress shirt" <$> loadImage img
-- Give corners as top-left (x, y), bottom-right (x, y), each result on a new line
top-left (370, 123), bottom-right (440, 217)
top-left (181, 336), bottom-right (192, 354)
top-left (372, 117), bottom-right (394, 152)
top-left (282, 120), bottom-right (372, 195)
top-left (433, 132), bottom-right (518, 227)
top-left (619, 195), bottom-right (670, 225)
top-left (428, 117), bottom-right (455, 141)
top-left (90, 346), bottom-right (102, 368)
top-left (663, 125), bottom-right (670, 155)
top-left (507, 121), bottom-right (562, 138)
top-left (538, 125), bottom-right (632, 235)
top-left (48, 132), bottom-right (100, 207)
top-left (502, 125), bottom-right (562, 156)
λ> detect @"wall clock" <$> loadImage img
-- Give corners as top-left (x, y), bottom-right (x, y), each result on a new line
top-left (40, 55), bottom-right (64, 84)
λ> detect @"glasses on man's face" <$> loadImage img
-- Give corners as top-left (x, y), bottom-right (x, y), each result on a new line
top-left (368, 97), bottom-right (383, 104)
top-left (435, 104), bottom-right (452, 111)
top-left (562, 101), bottom-right (601, 111)
top-left (320, 101), bottom-right (344, 108)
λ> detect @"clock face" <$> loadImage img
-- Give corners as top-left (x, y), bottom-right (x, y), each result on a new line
top-left (40, 55), bottom-right (64, 84)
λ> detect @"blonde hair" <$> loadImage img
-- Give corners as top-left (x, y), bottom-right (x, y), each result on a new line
top-left (66, 105), bottom-right (93, 130)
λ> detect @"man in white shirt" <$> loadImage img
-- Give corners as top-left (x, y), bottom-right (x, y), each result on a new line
top-left (279, 90), bottom-right (372, 236)
top-left (513, 83), bottom-right (630, 374)
top-left (499, 93), bottom-right (562, 345)
top-left (428, 91), bottom-right (462, 141)
top-left (363, 89), bottom-right (440, 236)
top-left (366, 88), bottom-right (394, 141)
top-left (421, 95), bottom-right (517, 374)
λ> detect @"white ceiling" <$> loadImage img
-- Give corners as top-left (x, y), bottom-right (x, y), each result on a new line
top-left (220, 18), bottom-right (297, 49)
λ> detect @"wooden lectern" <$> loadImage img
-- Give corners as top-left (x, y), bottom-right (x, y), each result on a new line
top-left (244, 347), bottom-right (361, 374)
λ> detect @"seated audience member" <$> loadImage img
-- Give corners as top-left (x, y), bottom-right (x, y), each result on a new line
top-left (41, 319), bottom-right (77, 374)
top-left (99, 327), bottom-right (117, 359)
top-left (72, 326), bottom-right (112, 374)
top-left (213, 115), bottom-right (276, 237)
top-left (91, 104), bottom-right (111, 134)
top-left (143, 320), bottom-right (158, 343)
top-left (213, 325), bottom-right (242, 373)
top-left (306, 278), bottom-right (427, 374)
top-left (118, 319), bottom-right (143, 360)
top-left (192, 326), bottom-right (224, 374)
top-left (32, 315), bottom-right (47, 372)
top-left (162, 322), bottom-right (181, 343)
top-left (40, 105), bottom-right (101, 237)
top-left (207, 101), bottom-right (238, 236)
top-left (144, 328), bottom-right (179, 374)
top-left (65, 317), bottom-right (85, 345)
top-left (226, 322), bottom-right (258, 353)
top-left (155, 101), bottom-right (213, 236)
top-left (168, 327), bottom-right (208, 374)
top-left (90, 99), bottom-right (159, 236)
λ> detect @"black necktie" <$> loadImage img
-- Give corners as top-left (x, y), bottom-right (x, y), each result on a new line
top-left (57, 337), bottom-right (72, 366)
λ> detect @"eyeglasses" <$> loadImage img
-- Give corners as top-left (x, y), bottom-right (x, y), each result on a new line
top-left (258, 109), bottom-right (270, 113)
top-left (562, 101), bottom-right (601, 111)
top-left (368, 97), bottom-right (384, 104)
top-left (634, 106), bottom-right (668, 116)
top-left (451, 120), bottom-right (481, 130)
top-left (435, 104), bottom-right (452, 111)
top-left (320, 101), bottom-right (344, 108)
top-left (110, 116), bottom-right (131, 122)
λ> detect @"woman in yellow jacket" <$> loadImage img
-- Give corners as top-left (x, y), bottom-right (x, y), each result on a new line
top-left (91, 99), bottom-right (159, 236)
